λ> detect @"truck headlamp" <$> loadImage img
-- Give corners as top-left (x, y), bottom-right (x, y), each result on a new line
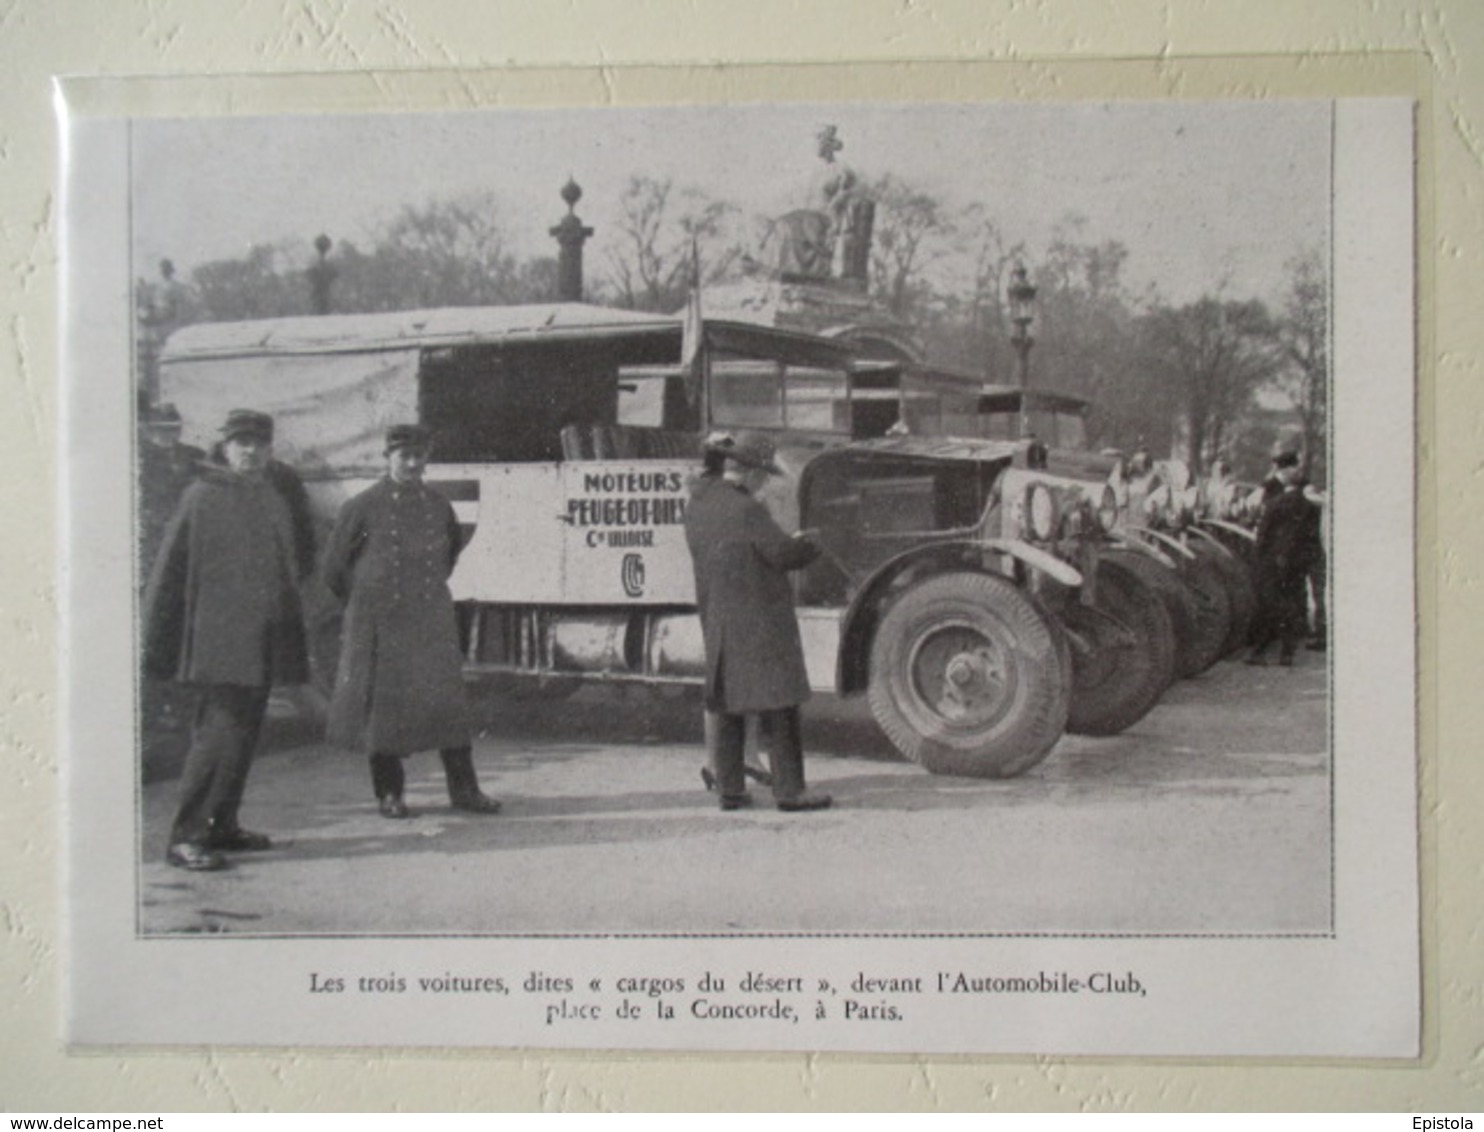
top-left (1025, 482), bottom-right (1057, 542)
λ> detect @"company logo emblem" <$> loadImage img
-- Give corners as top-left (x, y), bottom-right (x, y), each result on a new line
top-left (621, 553), bottom-right (646, 598)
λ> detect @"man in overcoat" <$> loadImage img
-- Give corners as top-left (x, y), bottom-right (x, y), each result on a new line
top-left (203, 436), bottom-right (317, 581)
top-left (1245, 451), bottom-right (1323, 667)
top-left (143, 409), bottom-right (308, 871)
top-left (137, 401), bottom-right (208, 756)
top-left (322, 424), bottom-right (499, 819)
top-left (684, 431), bottom-right (831, 812)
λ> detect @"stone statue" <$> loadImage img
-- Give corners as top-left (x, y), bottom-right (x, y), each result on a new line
top-left (772, 209), bottom-right (834, 279)
top-left (767, 125), bottom-right (874, 286)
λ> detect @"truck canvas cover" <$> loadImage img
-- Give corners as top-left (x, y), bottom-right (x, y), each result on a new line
top-left (157, 303), bottom-right (679, 478)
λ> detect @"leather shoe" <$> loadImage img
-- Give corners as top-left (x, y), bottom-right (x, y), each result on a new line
top-left (719, 792), bottom-right (754, 811)
top-left (378, 795), bottom-right (411, 819)
top-left (166, 842), bottom-right (227, 871)
top-left (776, 791), bottom-right (833, 813)
top-left (208, 827), bottom-right (272, 852)
top-left (706, 767), bottom-right (774, 791)
top-left (451, 792), bottom-right (501, 815)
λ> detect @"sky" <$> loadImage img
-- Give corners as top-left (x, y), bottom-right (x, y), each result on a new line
top-left (130, 98), bottom-right (1331, 310)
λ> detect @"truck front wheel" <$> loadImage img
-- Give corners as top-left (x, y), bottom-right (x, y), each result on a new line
top-left (867, 571), bottom-right (1071, 779)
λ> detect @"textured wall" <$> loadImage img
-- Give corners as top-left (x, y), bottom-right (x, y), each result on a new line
top-left (4, 1), bottom-right (1478, 1111)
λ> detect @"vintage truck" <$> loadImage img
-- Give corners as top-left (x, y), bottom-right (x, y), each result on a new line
top-left (891, 371), bottom-right (1253, 679)
top-left (157, 302), bottom-right (1177, 778)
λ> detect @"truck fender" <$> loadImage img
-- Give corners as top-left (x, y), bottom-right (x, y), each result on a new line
top-left (1121, 526), bottom-right (1197, 563)
top-left (989, 538), bottom-right (1084, 588)
top-left (1183, 523), bottom-right (1237, 558)
top-left (1197, 518), bottom-right (1257, 544)
top-left (834, 538), bottom-right (1081, 696)
top-left (1109, 534), bottom-right (1179, 571)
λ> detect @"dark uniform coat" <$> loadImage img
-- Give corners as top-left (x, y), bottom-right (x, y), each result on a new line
top-left (322, 477), bottom-right (471, 754)
top-left (265, 459), bottom-right (318, 583)
top-left (143, 469), bottom-right (309, 687)
top-left (684, 474), bottom-right (820, 714)
top-left (1255, 485), bottom-right (1321, 588)
top-left (1251, 483), bottom-right (1322, 643)
top-left (204, 443), bottom-right (317, 581)
top-left (137, 439), bottom-right (206, 583)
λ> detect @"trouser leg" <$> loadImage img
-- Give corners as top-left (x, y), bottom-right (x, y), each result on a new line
top-left (763, 706), bottom-right (832, 811)
top-left (370, 753), bottom-right (405, 800)
top-left (1277, 581), bottom-right (1306, 662)
top-left (761, 708), bottom-right (804, 798)
top-left (440, 746), bottom-right (500, 814)
top-left (1246, 600), bottom-right (1268, 649)
top-left (211, 686), bottom-right (269, 834)
top-left (1247, 572), bottom-right (1279, 661)
top-left (705, 710), bottom-right (748, 800)
top-left (170, 684), bottom-right (269, 845)
top-left (1248, 614), bottom-right (1274, 657)
top-left (370, 752), bottom-right (411, 818)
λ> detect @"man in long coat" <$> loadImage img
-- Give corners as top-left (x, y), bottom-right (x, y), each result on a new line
top-left (143, 409), bottom-right (308, 871)
top-left (322, 424), bottom-right (499, 818)
top-left (1245, 451), bottom-right (1323, 667)
top-left (684, 431), bottom-right (831, 812)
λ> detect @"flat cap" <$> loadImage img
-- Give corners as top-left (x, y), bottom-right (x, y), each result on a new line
top-left (219, 408), bottom-right (274, 441)
top-left (384, 423), bottom-right (432, 454)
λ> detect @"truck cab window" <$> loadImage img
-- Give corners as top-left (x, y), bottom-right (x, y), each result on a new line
top-left (710, 359), bottom-right (849, 437)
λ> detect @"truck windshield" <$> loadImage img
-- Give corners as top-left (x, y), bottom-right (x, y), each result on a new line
top-left (709, 356), bottom-right (850, 435)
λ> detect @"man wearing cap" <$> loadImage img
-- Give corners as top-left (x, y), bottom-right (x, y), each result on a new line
top-left (684, 431), bottom-right (832, 812)
top-left (322, 424), bottom-right (500, 819)
top-left (1245, 450), bottom-right (1323, 667)
top-left (203, 432), bottom-right (316, 584)
top-left (137, 400), bottom-right (207, 577)
top-left (137, 401), bottom-right (210, 762)
top-left (143, 409), bottom-right (309, 871)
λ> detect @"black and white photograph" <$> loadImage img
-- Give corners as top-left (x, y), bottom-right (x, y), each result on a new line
top-left (60, 84), bottom-right (1417, 1055)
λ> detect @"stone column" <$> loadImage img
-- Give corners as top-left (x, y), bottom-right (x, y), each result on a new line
top-left (549, 178), bottom-right (594, 302)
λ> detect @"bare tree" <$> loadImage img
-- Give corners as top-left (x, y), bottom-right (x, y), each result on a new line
top-left (1140, 296), bottom-right (1281, 476)
top-left (1274, 246), bottom-right (1329, 483)
top-left (603, 176), bottom-right (739, 312)
top-left (867, 173), bottom-right (953, 319)
top-left (353, 192), bottom-right (523, 309)
top-left (1034, 222), bottom-right (1137, 413)
top-left (893, 204), bottom-right (1013, 375)
top-left (191, 242), bottom-right (309, 322)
